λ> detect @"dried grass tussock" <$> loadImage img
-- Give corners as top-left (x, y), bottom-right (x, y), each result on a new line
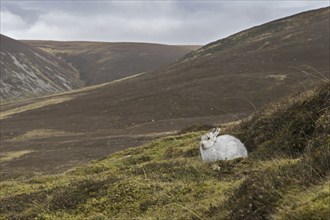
top-left (0, 96), bottom-right (74, 120)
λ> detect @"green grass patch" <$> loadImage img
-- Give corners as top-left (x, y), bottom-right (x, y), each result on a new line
top-left (273, 178), bottom-right (330, 219)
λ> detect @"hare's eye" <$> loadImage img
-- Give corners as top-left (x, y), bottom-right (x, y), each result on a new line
top-left (207, 137), bottom-right (210, 140)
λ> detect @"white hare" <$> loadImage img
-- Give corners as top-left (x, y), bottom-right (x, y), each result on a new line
top-left (200, 128), bottom-right (248, 162)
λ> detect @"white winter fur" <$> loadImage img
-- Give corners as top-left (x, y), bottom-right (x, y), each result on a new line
top-left (200, 128), bottom-right (248, 162)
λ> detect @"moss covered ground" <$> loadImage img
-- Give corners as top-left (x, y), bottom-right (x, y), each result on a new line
top-left (0, 83), bottom-right (329, 219)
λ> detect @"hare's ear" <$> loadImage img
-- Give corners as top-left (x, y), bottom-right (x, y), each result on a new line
top-left (213, 127), bottom-right (221, 137)
top-left (209, 128), bottom-right (216, 133)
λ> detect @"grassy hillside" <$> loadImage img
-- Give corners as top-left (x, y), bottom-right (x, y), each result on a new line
top-left (1, 83), bottom-right (328, 219)
top-left (181, 7), bottom-right (329, 62)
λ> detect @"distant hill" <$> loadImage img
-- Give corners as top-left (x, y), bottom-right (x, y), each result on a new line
top-left (0, 34), bottom-right (84, 101)
top-left (24, 41), bottom-right (200, 85)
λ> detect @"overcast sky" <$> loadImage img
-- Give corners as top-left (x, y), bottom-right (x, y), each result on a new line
top-left (1, 1), bottom-right (329, 45)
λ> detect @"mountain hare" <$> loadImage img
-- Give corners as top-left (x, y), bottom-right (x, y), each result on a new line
top-left (200, 128), bottom-right (248, 162)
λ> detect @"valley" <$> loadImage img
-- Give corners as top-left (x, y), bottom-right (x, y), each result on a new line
top-left (24, 40), bottom-right (200, 85)
top-left (1, 7), bottom-right (329, 177)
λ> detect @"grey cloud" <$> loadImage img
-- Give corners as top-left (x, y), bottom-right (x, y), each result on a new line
top-left (1, 1), bottom-right (43, 24)
top-left (0, 0), bottom-right (329, 44)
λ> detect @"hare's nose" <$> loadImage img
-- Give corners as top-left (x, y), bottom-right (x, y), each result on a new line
top-left (201, 143), bottom-right (205, 148)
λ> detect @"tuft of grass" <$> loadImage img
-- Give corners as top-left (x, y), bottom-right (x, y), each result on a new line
top-left (0, 97), bottom-right (74, 120)
top-left (9, 129), bottom-right (75, 142)
top-left (272, 178), bottom-right (330, 219)
top-left (236, 83), bottom-right (330, 159)
top-left (0, 150), bottom-right (33, 162)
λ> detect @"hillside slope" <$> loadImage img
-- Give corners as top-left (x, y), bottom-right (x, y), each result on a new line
top-left (24, 41), bottom-right (200, 85)
top-left (19, 7), bottom-right (330, 123)
top-left (0, 83), bottom-right (328, 219)
top-left (0, 34), bottom-right (84, 101)
top-left (0, 7), bottom-right (329, 175)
